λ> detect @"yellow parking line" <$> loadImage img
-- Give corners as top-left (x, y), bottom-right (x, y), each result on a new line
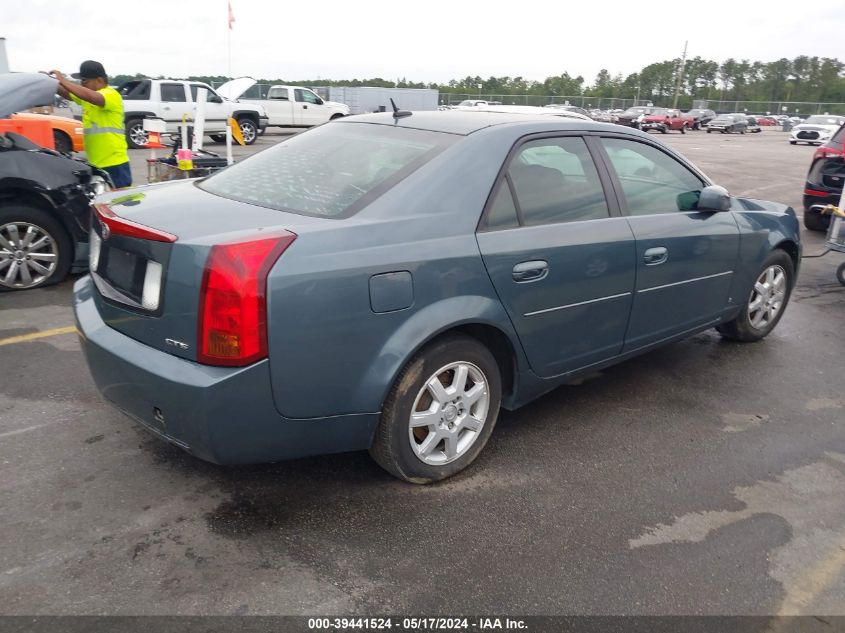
top-left (0, 326), bottom-right (77, 347)
top-left (776, 533), bottom-right (845, 617)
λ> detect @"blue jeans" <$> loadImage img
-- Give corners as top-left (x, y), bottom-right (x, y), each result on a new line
top-left (103, 162), bottom-right (133, 188)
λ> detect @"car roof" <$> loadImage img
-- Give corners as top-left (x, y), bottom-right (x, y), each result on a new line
top-left (339, 111), bottom-right (614, 136)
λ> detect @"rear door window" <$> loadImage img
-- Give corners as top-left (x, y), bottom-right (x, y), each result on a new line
top-left (505, 137), bottom-right (610, 226)
top-left (268, 87), bottom-right (289, 100)
top-left (160, 83), bottom-right (187, 102)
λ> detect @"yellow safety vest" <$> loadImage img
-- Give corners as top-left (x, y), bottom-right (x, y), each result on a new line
top-left (71, 87), bottom-right (129, 168)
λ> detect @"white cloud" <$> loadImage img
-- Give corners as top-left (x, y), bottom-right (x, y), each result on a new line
top-left (3, 0), bottom-right (844, 84)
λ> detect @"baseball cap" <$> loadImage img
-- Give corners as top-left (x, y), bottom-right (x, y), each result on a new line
top-left (71, 60), bottom-right (107, 80)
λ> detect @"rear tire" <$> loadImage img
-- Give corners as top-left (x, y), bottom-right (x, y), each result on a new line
top-left (716, 250), bottom-right (794, 342)
top-left (125, 118), bottom-right (148, 149)
top-left (369, 334), bottom-right (502, 483)
top-left (0, 204), bottom-right (72, 291)
top-left (790, 141), bottom-right (797, 145)
top-left (680, 125), bottom-right (686, 134)
top-left (803, 209), bottom-right (829, 232)
top-left (836, 262), bottom-right (845, 287)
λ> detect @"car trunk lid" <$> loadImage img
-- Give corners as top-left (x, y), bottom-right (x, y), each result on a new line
top-left (89, 181), bottom-right (320, 361)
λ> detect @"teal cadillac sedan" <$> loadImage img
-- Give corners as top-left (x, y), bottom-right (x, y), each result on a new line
top-left (75, 111), bottom-right (801, 483)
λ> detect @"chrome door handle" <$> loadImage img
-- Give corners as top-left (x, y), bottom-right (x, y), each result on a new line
top-left (644, 247), bottom-right (668, 266)
top-left (512, 260), bottom-right (549, 283)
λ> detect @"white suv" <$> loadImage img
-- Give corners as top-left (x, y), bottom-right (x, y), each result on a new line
top-left (789, 115), bottom-right (845, 146)
top-left (117, 79), bottom-right (269, 148)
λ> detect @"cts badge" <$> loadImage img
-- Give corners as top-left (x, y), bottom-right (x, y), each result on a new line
top-left (165, 338), bottom-right (189, 350)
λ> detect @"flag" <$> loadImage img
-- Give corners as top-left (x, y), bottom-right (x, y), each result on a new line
top-left (228, 1), bottom-right (235, 29)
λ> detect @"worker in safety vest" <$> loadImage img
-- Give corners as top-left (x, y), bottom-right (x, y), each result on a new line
top-left (49, 60), bottom-right (132, 188)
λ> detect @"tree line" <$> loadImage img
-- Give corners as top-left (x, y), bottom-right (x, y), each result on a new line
top-left (111, 55), bottom-right (845, 107)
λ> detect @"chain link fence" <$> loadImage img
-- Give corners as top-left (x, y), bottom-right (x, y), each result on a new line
top-left (442, 94), bottom-right (845, 115)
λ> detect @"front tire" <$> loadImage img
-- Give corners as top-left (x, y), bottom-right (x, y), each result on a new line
top-left (0, 205), bottom-right (72, 291)
top-left (680, 124), bottom-right (686, 134)
top-left (236, 117), bottom-right (258, 145)
top-left (716, 250), bottom-right (794, 342)
top-left (369, 335), bottom-right (502, 483)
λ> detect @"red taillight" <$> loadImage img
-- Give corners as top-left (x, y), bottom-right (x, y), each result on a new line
top-left (93, 203), bottom-right (178, 243)
top-left (197, 231), bottom-right (297, 367)
top-left (804, 188), bottom-right (831, 197)
top-left (813, 146), bottom-right (843, 161)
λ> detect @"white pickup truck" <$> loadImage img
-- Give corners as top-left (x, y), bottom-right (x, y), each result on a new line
top-left (117, 78), bottom-right (268, 148)
top-left (217, 78), bottom-right (349, 129)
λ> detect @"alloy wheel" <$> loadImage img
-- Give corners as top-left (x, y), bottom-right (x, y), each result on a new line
top-left (239, 120), bottom-right (257, 143)
top-left (129, 123), bottom-right (148, 147)
top-left (0, 222), bottom-right (59, 289)
top-left (748, 264), bottom-right (787, 330)
top-left (408, 361), bottom-right (490, 466)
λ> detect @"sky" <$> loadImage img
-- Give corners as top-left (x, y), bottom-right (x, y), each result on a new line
top-left (3, 0), bottom-right (845, 85)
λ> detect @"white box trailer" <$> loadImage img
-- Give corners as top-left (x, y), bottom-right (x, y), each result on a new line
top-left (317, 87), bottom-right (439, 115)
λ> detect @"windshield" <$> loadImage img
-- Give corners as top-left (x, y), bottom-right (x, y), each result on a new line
top-left (805, 116), bottom-right (845, 126)
top-left (199, 123), bottom-right (455, 218)
top-left (623, 108), bottom-right (650, 116)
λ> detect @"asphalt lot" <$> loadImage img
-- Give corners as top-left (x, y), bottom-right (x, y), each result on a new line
top-left (1, 126), bottom-right (844, 617)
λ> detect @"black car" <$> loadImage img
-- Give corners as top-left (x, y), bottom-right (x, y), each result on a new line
top-left (803, 123), bottom-right (845, 231)
top-left (686, 108), bottom-right (716, 129)
top-left (707, 114), bottom-right (748, 134)
top-left (0, 73), bottom-right (110, 291)
top-left (616, 107), bottom-right (655, 128)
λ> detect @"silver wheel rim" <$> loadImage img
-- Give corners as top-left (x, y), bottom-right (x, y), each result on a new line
top-left (129, 124), bottom-right (148, 147)
top-left (0, 222), bottom-right (59, 289)
top-left (408, 361), bottom-right (490, 466)
top-left (239, 121), bottom-right (256, 143)
top-left (748, 264), bottom-right (787, 330)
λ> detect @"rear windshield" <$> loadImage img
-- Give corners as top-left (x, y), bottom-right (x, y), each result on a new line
top-left (199, 123), bottom-right (455, 218)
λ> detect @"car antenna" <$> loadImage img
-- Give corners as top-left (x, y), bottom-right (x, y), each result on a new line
top-left (390, 98), bottom-right (412, 120)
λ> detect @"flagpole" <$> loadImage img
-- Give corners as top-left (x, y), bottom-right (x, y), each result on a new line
top-left (227, 1), bottom-right (232, 78)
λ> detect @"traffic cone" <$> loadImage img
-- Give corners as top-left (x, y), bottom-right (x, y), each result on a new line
top-left (145, 131), bottom-right (166, 149)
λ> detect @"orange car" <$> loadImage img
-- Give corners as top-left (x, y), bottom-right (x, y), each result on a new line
top-left (10, 111), bottom-right (84, 153)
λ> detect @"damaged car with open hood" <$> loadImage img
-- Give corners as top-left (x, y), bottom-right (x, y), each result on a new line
top-left (0, 72), bottom-right (111, 291)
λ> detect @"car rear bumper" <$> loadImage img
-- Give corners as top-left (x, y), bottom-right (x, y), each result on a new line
top-left (73, 275), bottom-right (378, 465)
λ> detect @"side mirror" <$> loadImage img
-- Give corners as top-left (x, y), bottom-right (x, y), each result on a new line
top-left (315, 97), bottom-right (324, 105)
top-left (209, 95), bottom-right (223, 104)
top-left (698, 185), bottom-right (731, 212)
